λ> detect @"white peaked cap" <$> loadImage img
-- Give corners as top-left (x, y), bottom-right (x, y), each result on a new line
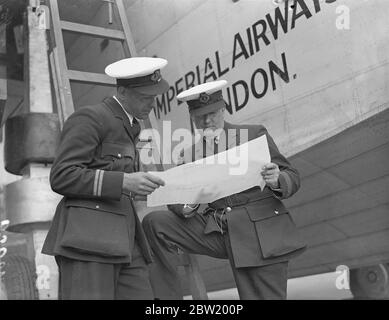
top-left (177, 80), bottom-right (228, 116)
top-left (177, 80), bottom-right (227, 101)
top-left (105, 57), bottom-right (169, 95)
top-left (105, 57), bottom-right (168, 79)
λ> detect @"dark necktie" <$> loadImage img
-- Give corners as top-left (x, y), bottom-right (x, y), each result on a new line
top-left (129, 118), bottom-right (141, 172)
top-left (129, 118), bottom-right (141, 138)
top-left (202, 136), bottom-right (220, 158)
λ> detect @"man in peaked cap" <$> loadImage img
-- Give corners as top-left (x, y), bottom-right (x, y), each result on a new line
top-left (42, 57), bottom-right (168, 299)
top-left (142, 80), bottom-right (307, 300)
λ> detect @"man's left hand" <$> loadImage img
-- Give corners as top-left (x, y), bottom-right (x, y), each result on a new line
top-left (261, 163), bottom-right (280, 189)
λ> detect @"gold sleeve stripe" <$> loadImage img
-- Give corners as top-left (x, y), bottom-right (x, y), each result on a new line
top-left (97, 170), bottom-right (104, 197)
top-left (93, 169), bottom-right (100, 196)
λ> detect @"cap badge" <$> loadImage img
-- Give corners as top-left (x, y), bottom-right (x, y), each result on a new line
top-left (199, 93), bottom-right (211, 104)
top-left (150, 70), bottom-right (162, 83)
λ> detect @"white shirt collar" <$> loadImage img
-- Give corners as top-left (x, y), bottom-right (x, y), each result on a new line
top-left (113, 96), bottom-right (136, 126)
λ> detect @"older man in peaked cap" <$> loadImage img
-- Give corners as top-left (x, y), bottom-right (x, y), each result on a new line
top-left (42, 57), bottom-right (168, 299)
top-left (143, 80), bottom-right (307, 300)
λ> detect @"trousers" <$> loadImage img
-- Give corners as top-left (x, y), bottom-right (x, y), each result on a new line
top-left (55, 242), bottom-right (153, 300)
top-left (142, 210), bottom-right (289, 300)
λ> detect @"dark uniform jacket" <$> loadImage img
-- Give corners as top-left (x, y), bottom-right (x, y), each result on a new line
top-left (179, 121), bottom-right (307, 268)
top-left (42, 97), bottom-right (152, 264)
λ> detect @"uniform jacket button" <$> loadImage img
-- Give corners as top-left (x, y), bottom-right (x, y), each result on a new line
top-left (117, 153), bottom-right (122, 158)
top-left (274, 210), bottom-right (279, 215)
top-left (96, 205), bottom-right (100, 209)
top-left (226, 206), bottom-right (232, 212)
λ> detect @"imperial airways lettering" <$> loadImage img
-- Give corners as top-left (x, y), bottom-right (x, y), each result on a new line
top-left (154, 0), bottom-right (337, 119)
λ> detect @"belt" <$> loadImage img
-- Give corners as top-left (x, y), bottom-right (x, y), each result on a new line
top-left (210, 188), bottom-right (274, 210)
top-left (202, 190), bottom-right (274, 235)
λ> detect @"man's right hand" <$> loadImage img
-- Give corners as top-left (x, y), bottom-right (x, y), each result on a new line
top-left (122, 172), bottom-right (165, 197)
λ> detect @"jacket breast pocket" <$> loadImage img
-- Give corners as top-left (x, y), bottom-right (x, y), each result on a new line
top-left (100, 142), bottom-right (135, 172)
top-left (60, 199), bottom-right (131, 257)
top-left (245, 198), bottom-right (306, 259)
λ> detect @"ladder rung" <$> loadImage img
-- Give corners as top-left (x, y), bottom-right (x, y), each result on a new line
top-left (68, 70), bottom-right (116, 85)
top-left (60, 21), bottom-right (126, 41)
